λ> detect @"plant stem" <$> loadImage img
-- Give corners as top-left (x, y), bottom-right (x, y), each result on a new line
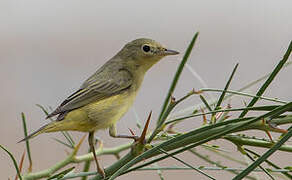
top-left (224, 135), bottom-right (292, 152)
top-left (22, 143), bottom-right (132, 180)
top-left (189, 149), bottom-right (256, 180)
top-left (201, 88), bottom-right (287, 104)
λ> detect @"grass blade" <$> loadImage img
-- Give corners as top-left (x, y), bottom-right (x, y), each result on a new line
top-left (244, 150), bottom-right (275, 180)
top-left (157, 32), bottom-right (199, 124)
top-left (47, 167), bottom-right (75, 180)
top-left (149, 32), bottom-right (199, 143)
top-left (14, 151), bottom-right (25, 180)
top-left (36, 104), bottom-right (75, 148)
top-left (109, 103), bottom-right (292, 180)
top-left (158, 149), bottom-right (216, 180)
top-left (0, 145), bottom-right (22, 180)
top-left (201, 88), bottom-right (287, 104)
top-left (130, 103), bottom-right (292, 176)
top-left (239, 41), bottom-right (292, 118)
top-left (189, 149), bottom-right (256, 180)
top-left (233, 125), bottom-right (292, 179)
top-left (57, 172), bottom-right (97, 180)
top-left (81, 148), bottom-right (92, 180)
top-left (152, 163), bottom-right (165, 180)
top-left (132, 108), bottom-right (142, 130)
top-left (21, 112), bottom-right (33, 172)
top-left (136, 167), bottom-right (291, 172)
top-left (224, 135), bottom-right (292, 152)
top-left (165, 105), bottom-right (291, 125)
top-left (51, 138), bottom-right (75, 149)
top-left (199, 95), bottom-right (212, 112)
top-left (213, 63), bottom-right (239, 120)
top-left (244, 148), bottom-right (292, 179)
top-left (171, 61), bottom-right (292, 119)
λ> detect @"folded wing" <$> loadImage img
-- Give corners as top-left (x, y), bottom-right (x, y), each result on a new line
top-left (47, 68), bottom-right (133, 120)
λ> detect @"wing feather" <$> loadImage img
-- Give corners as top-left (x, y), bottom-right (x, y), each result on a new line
top-left (47, 68), bottom-right (133, 119)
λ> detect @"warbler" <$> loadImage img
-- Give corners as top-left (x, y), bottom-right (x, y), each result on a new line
top-left (20, 38), bottom-right (179, 177)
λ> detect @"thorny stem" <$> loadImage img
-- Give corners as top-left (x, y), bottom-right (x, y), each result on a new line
top-left (224, 135), bottom-right (292, 152)
top-left (200, 88), bottom-right (287, 104)
top-left (20, 109), bottom-right (292, 180)
top-left (21, 143), bottom-right (132, 180)
top-left (18, 98), bottom-right (292, 180)
top-left (148, 90), bottom-right (197, 142)
top-left (189, 149), bottom-right (257, 180)
top-left (20, 115), bottom-right (292, 180)
top-left (21, 111), bottom-right (153, 180)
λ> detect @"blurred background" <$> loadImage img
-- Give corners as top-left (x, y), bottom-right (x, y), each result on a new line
top-left (1, 0), bottom-right (292, 179)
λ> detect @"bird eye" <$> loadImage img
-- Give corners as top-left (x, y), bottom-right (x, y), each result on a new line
top-left (142, 45), bottom-right (150, 52)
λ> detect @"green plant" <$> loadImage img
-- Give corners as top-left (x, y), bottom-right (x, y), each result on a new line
top-left (3, 32), bottom-right (292, 180)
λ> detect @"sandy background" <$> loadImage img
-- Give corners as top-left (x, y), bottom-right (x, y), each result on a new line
top-left (1, 0), bottom-right (292, 179)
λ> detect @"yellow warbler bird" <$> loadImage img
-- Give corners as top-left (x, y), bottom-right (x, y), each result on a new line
top-left (20, 38), bottom-right (179, 177)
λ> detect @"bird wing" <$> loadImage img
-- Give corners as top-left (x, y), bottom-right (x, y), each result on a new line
top-left (47, 68), bottom-right (133, 119)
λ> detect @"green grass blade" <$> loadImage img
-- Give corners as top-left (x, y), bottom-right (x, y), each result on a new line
top-left (58, 172), bottom-right (97, 180)
top-left (155, 32), bottom-right (199, 127)
top-left (171, 61), bottom-right (292, 119)
top-left (125, 117), bottom-right (256, 173)
top-left (224, 135), bottom-right (292, 152)
top-left (137, 103), bottom-right (292, 174)
top-left (233, 125), bottom-right (292, 179)
top-left (213, 63), bottom-right (238, 114)
top-left (135, 166), bottom-right (291, 172)
top-left (132, 108), bottom-right (142, 129)
top-left (81, 163), bottom-right (91, 180)
top-left (165, 105), bottom-right (290, 125)
top-left (36, 104), bottom-right (75, 148)
top-left (109, 103), bottom-right (292, 179)
top-left (244, 148), bottom-right (292, 179)
top-left (171, 103), bottom-right (292, 156)
top-left (236, 61), bottom-right (292, 93)
top-left (199, 95), bottom-right (212, 111)
top-left (239, 41), bottom-right (292, 118)
top-left (0, 144), bottom-right (22, 180)
top-left (47, 167), bottom-right (75, 179)
top-left (51, 138), bottom-right (75, 149)
top-left (81, 148), bottom-right (92, 180)
top-left (189, 149), bottom-right (256, 180)
top-left (93, 103), bottom-right (292, 180)
top-left (244, 150), bottom-right (275, 180)
top-left (36, 104), bottom-right (50, 117)
top-left (158, 149), bottom-right (216, 180)
top-left (21, 112), bottom-right (33, 172)
top-left (201, 88), bottom-right (287, 104)
top-left (151, 163), bottom-right (165, 180)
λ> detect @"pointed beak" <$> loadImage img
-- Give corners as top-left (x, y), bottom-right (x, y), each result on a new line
top-left (163, 49), bottom-right (180, 56)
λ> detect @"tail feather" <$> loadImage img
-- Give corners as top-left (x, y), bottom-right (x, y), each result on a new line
top-left (18, 122), bottom-right (56, 143)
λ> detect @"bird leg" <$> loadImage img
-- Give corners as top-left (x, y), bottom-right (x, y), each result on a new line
top-left (88, 132), bottom-right (105, 178)
top-left (109, 124), bottom-right (139, 141)
top-left (109, 111), bottom-right (152, 144)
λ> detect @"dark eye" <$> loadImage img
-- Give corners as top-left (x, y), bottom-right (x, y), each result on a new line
top-left (142, 45), bottom-right (150, 52)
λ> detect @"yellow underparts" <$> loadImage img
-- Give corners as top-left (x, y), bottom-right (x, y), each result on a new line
top-left (44, 91), bottom-right (136, 133)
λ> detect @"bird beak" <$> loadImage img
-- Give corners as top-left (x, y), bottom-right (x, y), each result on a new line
top-left (163, 49), bottom-right (180, 56)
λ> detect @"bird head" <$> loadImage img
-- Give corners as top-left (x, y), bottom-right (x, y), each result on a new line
top-left (116, 38), bottom-right (179, 72)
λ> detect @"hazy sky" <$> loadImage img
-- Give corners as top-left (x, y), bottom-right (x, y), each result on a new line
top-left (1, 0), bottom-right (291, 179)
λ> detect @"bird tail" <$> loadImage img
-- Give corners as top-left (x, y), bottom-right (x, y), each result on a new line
top-left (18, 121), bottom-right (59, 143)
